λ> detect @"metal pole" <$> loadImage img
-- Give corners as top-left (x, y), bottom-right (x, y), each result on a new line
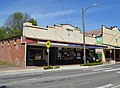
top-left (24, 43), bottom-right (27, 67)
top-left (82, 8), bottom-right (86, 64)
top-left (47, 48), bottom-right (49, 66)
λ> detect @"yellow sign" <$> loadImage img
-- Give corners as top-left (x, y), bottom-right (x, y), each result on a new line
top-left (46, 41), bottom-right (51, 48)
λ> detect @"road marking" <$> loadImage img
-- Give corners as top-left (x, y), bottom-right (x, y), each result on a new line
top-left (1, 67), bottom-right (120, 86)
top-left (82, 67), bottom-right (113, 72)
top-left (111, 85), bottom-right (120, 88)
top-left (116, 71), bottom-right (120, 73)
top-left (92, 68), bottom-right (112, 71)
top-left (95, 84), bottom-right (113, 88)
top-left (1, 67), bottom-right (120, 87)
top-left (0, 71), bottom-right (101, 86)
top-left (104, 68), bottom-right (120, 72)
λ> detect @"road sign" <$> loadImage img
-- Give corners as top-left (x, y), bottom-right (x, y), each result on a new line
top-left (46, 41), bottom-right (51, 66)
top-left (46, 41), bottom-right (51, 48)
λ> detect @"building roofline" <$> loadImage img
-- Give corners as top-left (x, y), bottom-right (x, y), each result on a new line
top-left (61, 24), bottom-right (79, 28)
top-left (23, 25), bottom-right (48, 30)
top-left (102, 25), bottom-right (118, 30)
top-left (0, 35), bottom-right (21, 41)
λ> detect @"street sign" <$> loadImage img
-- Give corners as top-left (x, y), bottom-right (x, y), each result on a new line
top-left (46, 41), bottom-right (51, 48)
top-left (47, 48), bottom-right (49, 52)
top-left (46, 41), bottom-right (51, 66)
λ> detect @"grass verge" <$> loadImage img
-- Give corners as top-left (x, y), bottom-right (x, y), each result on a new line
top-left (0, 61), bottom-right (17, 67)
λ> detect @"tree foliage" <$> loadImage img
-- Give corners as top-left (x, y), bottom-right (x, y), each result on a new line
top-left (28, 18), bottom-right (37, 26)
top-left (1, 12), bottom-right (38, 39)
top-left (0, 28), bottom-right (6, 40)
top-left (5, 12), bottom-right (31, 30)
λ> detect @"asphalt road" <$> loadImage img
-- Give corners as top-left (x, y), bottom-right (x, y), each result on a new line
top-left (0, 64), bottom-right (120, 88)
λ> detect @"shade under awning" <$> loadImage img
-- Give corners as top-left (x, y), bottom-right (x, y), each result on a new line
top-left (67, 44), bottom-right (107, 49)
top-left (30, 40), bottom-right (107, 49)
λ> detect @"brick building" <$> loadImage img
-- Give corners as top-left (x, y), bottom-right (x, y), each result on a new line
top-left (0, 22), bottom-right (106, 66)
top-left (0, 36), bottom-right (25, 66)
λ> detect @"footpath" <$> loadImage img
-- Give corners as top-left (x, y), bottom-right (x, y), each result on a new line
top-left (0, 63), bottom-right (113, 76)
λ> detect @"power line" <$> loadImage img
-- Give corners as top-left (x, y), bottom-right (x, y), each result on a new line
top-left (60, 0), bottom-right (69, 24)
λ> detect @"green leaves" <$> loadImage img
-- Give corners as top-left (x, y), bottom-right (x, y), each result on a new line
top-left (28, 18), bottom-right (38, 26)
top-left (0, 12), bottom-right (38, 40)
top-left (0, 28), bottom-right (6, 40)
top-left (5, 12), bottom-right (30, 30)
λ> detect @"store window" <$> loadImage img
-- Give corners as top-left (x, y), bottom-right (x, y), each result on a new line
top-left (57, 48), bottom-right (76, 60)
top-left (116, 52), bottom-right (119, 58)
top-left (29, 48), bottom-right (44, 60)
top-left (76, 48), bottom-right (81, 59)
top-left (105, 51), bottom-right (110, 58)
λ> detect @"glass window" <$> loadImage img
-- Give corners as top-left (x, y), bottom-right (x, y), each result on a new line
top-left (29, 48), bottom-right (43, 60)
top-left (57, 48), bottom-right (76, 60)
top-left (116, 52), bottom-right (119, 58)
top-left (105, 51), bottom-right (110, 58)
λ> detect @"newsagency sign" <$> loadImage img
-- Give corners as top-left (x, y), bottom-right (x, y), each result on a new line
top-left (96, 36), bottom-right (103, 44)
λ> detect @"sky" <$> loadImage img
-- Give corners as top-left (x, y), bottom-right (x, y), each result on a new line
top-left (0, 0), bottom-right (120, 31)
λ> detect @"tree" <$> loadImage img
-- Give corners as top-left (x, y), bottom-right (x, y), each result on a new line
top-left (5, 12), bottom-right (31, 30)
top-left (0, 28), bottom-right (6, 40)
top-left (5, 27), bottom-right (22, 37)
top-left (28, 18), bottom-right (37, 26)
top-left (4, 12), bottom-right (37, 38)
top-left (0, 12), bottom-right (37, 40)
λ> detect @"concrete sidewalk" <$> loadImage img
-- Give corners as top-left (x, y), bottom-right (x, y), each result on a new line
top-left (0, 64), bottom-right (112, 76)
top-left (0, 66), bottom-right (44, 75)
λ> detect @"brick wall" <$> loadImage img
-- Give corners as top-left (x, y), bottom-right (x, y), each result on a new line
top-left (0, 37), bottom-right (25, 66)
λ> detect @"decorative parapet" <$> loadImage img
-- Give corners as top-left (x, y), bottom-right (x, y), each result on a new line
top-left (23, 22), bottom-right (96, 45)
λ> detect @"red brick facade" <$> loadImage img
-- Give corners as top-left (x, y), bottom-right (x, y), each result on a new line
top-left (0, 37), bottom-right (25, 66)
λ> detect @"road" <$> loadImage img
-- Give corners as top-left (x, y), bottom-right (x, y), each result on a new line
top-left (0, 64), bottom-right (120, 88)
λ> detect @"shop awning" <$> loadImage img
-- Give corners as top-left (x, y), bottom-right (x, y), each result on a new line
top-left (27, 38), bottom-right (107, 49)
top-left (68, 44), bottom-right (107, 49)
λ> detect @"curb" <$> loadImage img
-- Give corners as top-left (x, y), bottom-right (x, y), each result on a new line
top-left (0, 68), bottom-right (44, 75)
top-left (0, 63), bottom-right (114, 76)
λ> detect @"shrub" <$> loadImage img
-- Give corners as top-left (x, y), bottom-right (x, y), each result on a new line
top-left (54, 66), bottom-right (60, 69)
top-left (43, 66), bottom-right (53, 70)
top-left (80, 62), bottom-right (103, 66)
top-left (43, 66), bottom-right (60, 70)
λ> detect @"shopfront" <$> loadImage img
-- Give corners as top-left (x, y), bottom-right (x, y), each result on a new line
top-left (26, 44), bottom-right (96, 66)
top-left (104, 49), bottom-right (120, 62)
top-left (56, 48), bottom-right (83, 65)
top-left (26, 45), bottom-right (48, 66)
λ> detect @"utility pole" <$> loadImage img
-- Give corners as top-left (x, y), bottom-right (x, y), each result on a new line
top-left (82, 8), bottom-right (86, 64)
top-left (82, 4), bottom-right (98, 64)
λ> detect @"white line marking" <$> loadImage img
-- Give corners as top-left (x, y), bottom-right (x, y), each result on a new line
top-left (93, 68), bottom-right (112, 71)
top-left (116, 71), bottom-right (120, 73)
top-left (0, 71), bottom-right (102, 86)
top-left (105, 68), bottom-right (120, 72)
top-left (95, 84), bottom-right (113, 88)
top-left (111, 85), bottom-right (120, 88)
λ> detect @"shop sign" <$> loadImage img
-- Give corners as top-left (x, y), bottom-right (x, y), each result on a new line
top-left (96, 36), bottom-right (103, 44)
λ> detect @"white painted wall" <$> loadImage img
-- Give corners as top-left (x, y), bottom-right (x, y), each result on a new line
top-left (23, 22), bottom-right (96, 45)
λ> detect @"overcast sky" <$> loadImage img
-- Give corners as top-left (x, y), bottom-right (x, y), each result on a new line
top-left (0, 0), bottom-right (120, 31)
